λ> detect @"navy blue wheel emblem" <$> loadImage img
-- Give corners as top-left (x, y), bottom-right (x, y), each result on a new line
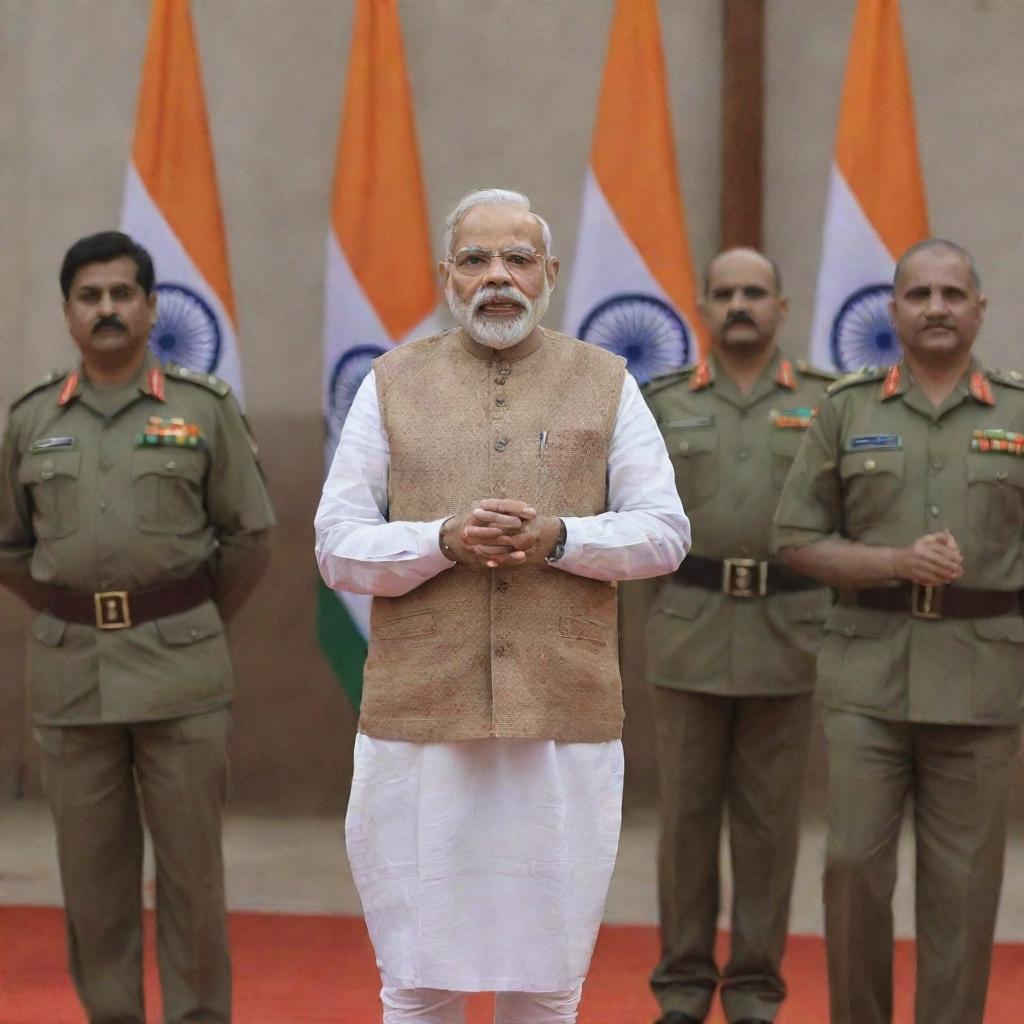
top-left (578, 293), bottom-right (690, 383)
top-left (329, 345), bottom-right (387, 435)
top-left (149, 282), bottom-right (222, 374)
top-left (830, 283), bottom-right (899, 372)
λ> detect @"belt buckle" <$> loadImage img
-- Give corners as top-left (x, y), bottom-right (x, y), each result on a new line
top-left (911, 583), bottom-right (944, 620)
top-left (94, 591), bottom-right (131, 629)
top-left (722, 558), bottom-right (767, 598)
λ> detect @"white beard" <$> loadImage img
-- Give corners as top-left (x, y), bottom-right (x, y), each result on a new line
top-left (447, 280), bottom-right (551, 350)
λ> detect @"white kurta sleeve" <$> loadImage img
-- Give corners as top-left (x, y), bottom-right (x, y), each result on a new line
top-left (314, 371), bottom-right (454, 597)
top-left (556, 372), bottom-right (690, 581)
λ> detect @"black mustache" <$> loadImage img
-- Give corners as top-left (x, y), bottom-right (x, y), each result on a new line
top-left (93, 315), bottom-right (125, 333)
top-left (725, 311), bottom-right (756, 327)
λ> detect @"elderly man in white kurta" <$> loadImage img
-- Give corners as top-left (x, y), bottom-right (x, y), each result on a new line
top-left (315, 188), bottom-right (690, 1024)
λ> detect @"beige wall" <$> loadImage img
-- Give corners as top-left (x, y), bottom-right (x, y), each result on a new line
top-left (1, 0), bottom-right (1021, 811)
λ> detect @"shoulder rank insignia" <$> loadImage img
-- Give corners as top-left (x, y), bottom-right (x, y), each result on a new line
top-left (771, 407), bottom-right (816, 429)
top-left (641, 365), bottom-right (697, 398)
top-left (825, 365), bottom-right (886, 396)
top-left (969, 371), bottom-right (996, 406)
top-left (775, 359), bottom-right (797, 390)
top-left (988, 368), bottom-right (1024, 391)
top-left (164, 363), bottom-right (231, 398)
top-left (971, 429), bottom-right (1024, 454)
top-left (688, 361), bottom-right (713, 392)
top-left (795, 359), bottom-right (839, 382)
top-left (136, 416), bottom-right (204, 449)
top-left (10, 369), bottom-right (70, 410)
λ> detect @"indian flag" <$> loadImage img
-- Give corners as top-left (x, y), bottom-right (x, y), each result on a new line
top-left (809, 0), bottom-right (929, 372)
top-left (318, 0), bottom-right (440, 709)
top-left (563, 0), bottom-right (706, 382)
top-left (121, 0), bottom-right (243, 402)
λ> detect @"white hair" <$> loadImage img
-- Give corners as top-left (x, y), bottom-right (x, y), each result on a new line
top-left (443, 188), bottom-right (553, 257)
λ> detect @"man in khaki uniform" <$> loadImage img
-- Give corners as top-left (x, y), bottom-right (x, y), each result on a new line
top-left (644, 249), bottom-right (834, 1024)
top-left (0, 232), bottom-right (275, 1024)
top-left (774, 239), bottom-right (1023, 1024)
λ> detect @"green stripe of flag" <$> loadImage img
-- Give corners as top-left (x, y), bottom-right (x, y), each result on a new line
top-left (315, 578), bottom-right (366, 710)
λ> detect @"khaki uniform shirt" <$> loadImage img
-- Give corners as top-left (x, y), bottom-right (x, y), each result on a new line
top-left (643, 349), bottom-right (834, 696)
top-left (0, 353), bottom-right (276, 725)
top-left (773, 359), bottom-right (1024, 725)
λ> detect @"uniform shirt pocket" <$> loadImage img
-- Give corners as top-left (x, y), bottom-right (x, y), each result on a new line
top-left (970, 613), bottom-right (1024, 720)
top-left (666, 428), bottom-right (719, 506)
top-left (153, 601), bottom-right (225, 645)
top-left (131, 449), bottom-right (208, 535)
top-left (965, 454), bottom-right (1024, 549)
top-left (770, 429), bottom-right (806, 489)
top-left (839, 449), bottom-right (906, 536)
top-left (18, 450), bottom-right (81, 538)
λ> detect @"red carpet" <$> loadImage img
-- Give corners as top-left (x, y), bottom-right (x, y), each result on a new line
top-left (1, 905), bottom-right (1021, 1023)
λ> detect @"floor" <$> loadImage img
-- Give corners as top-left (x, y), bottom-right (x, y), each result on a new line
top-left (2, 800), bottom-right (1023, 941)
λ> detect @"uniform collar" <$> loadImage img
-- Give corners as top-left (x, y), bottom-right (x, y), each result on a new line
top-left (693, 348), bottom-right (794, 405)
top-left (60, 351), bottom-right (166, 413)
top-left (884, 358), bottom-right (996, 414)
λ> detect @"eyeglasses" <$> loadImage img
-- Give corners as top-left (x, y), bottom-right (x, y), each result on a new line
top-left (446, 246), bottom-right (548, 279)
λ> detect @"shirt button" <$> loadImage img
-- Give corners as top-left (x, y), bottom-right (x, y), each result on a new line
top-left (931, 459), bottom-right (943, 471)
top-left (678, 441), bottom-right (691, 453)
top-left (99, 501), bottom-right (108, 513)
top-left (494, 439), bottom-right (508, 452)
top-left (997, 470), bottom-right (1009, 481)
top-left (737, 448), bottom-right (750, 460)
top-left (929, 505), bottom-right (940, 517)
top-left (864, 459), bottom-right (877, 471)
top-left (165, 460), bottom-right (177, 470)
top-left (189, 628), bottom-right (199, 639)
top-left (100, 459), bottom-right (113, 472)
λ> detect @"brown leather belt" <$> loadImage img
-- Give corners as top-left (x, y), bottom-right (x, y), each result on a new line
top-left (44, 574), bottom-right (213, 630)
top-left (674, 554), bottom-right (819, 598)
top-left (843, 584), bottom-right (1020, 620)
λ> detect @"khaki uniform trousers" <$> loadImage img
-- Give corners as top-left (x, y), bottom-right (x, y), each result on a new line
top-left (35, 709), bottom-right (232, 1024)
top-left (823, 709), bottom-right (1020, 1024)
top-left (650, 688), bottom-right (814, 1023)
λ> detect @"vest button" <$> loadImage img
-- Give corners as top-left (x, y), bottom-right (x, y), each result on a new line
top-left (494, 644), bottom-right (508, 657)
top-left (495, 397), bottom-right (507, 407)
top-left (495, 377), bottom-right (506, 385)
top-left (495, 439), bottom-right (508, 452)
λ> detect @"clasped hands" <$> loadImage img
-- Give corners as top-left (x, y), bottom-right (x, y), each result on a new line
top-left (441, 499), bottom-right (561, 569)
top-left (893, 529), bottom-right (964, 586)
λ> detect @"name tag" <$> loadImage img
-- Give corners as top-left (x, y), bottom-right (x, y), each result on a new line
top-left (847, 434), bottom-right (901, 451)
top-left (30, 436), bottom-right (76, 452)
top-left (665, 415), bottom-right (713, 429)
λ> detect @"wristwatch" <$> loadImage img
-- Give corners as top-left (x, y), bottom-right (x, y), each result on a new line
top-left (545, 518), bottom-right (567, 564)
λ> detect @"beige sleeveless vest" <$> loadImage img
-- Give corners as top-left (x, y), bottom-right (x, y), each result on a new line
top-left (359, 327), bottom-right (626, 743)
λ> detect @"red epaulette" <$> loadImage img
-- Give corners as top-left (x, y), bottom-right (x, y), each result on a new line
top-left (148, 367), bottom-right (166, 402)
top-left (688, 362), bottom-right (712, 391)
top-left (57, 371), bottom-right (80, 407)
top-left (881, 364), bottom-right (901, 400)
top-left (970, 370), bottom-right (996, 406)
top-left (775, 358), bottom-right (796, 390)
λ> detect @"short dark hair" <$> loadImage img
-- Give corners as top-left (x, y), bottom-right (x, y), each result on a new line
top-left (702, 249), bottom-right (783, 295)
top-left (893, 238), bottom-right (982, 291)
top-left (59, 231), bottom-right (156, 299)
